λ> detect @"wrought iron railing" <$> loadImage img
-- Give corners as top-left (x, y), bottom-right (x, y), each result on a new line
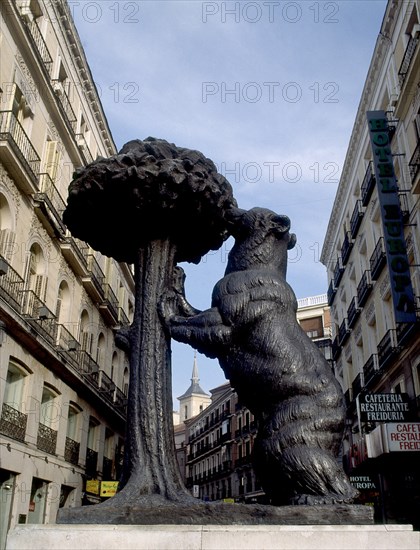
top-left (361, 162), bottom-right (375, 206)
top-left (114, 386), bottom-right (127, 409)
top-left (347, 297), bottom-right (360, 328)
top-left (65, 436), bottom-right (80, 465)
top-left (333, 258), bottom-right (344, 289)
top-left (98, 370), bottom-right (116, 403)
top-left (37, 423), bottom-right (57, 454)
top-left (398, 35), bottom-right (419, 87)
top-left (327, 280), bottom-right (336, 306)
top-left (51, 80), bottom-right (77, 134)
top-left (102, 284), bottom-right (119, 321)
top-left (0, 255), bottom-right (25, 311)
top-left (357, 270), bottom-right (372, 307)
top-left (86, 255), bottom-right (105, 297)
top-left (0, 403), bottom-right (28, 441)
top-left (21, 290), bottom-right (57, 344)
top-left (36, 173), bottom-right (67, 227)
top-left (75, 134), bottom-right (94, 165)
top-left (341, 232), bottom-right (353, 265)
top-left (408, 141), bottom-right (420, 184)
top-left (338, 318), bottom-right (350, 345)
top-left (377, 329), bottom-right (398, 368)
top-left (370, 238), bottom-right (386, 280)
top-left (77, 350), bottom-right (99, 377)
top-left (118, 307), bottom-right (130, 327)
top-left (0, 110), bottom-right (41, 183)
top-left (352, 373), bottom-right (364, 400)
top-left (350, 200), bottom-right (364, 238)
top-left (24, 19), bottom-right (53, 76)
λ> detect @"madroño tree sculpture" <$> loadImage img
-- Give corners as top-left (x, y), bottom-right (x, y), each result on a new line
top-left (62, 137), bottom-right (236, 508)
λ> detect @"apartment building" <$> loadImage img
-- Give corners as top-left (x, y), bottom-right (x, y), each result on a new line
top-left (321, 0), bottom-right (419, 527)
top-left (0, 0), bottom-right (134, 545)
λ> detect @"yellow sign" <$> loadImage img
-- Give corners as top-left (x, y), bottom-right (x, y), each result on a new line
top-left (222, 498), bottom-right (235, 504)
top-left (100, 481), bottom-right (119, 497)
top-left (86, 480), bottom-right (100, 495)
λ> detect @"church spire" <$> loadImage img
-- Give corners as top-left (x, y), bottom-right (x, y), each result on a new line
top-left (191, 351), bottom-right (199, 385)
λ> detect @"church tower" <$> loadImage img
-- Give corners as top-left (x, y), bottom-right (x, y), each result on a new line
top-left (177, 353), bottom-right (211, 421)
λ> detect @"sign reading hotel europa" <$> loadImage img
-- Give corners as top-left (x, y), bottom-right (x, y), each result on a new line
top-left (367, 111), bottom-right (416, 324)
top-left (358, 393), bottom-right (410, 422)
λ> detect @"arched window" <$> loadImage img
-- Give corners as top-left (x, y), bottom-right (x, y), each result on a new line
top-left (123, 367), bottom-right (129, 396)
top-left (96, 333), bottom-right (106, 367)
top-left (25, 243), bottom-right (47, 302)
top-left (111, 351), bottom-right (118, 382)
top-left (55, 280), bottom-right (70, 324)
top-left (79, 309), bottom-right (92, 354)
top-left (0, 194), bottom-right (15, 262)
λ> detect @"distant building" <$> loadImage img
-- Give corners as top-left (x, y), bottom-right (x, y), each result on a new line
top-left (0, 0), bottom-right (133, 545)
top-left (181, 295), bottom-right (333, 504)
top-left (321, 0), bottom-right (419, 527)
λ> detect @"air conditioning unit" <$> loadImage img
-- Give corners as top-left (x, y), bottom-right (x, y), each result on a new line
top-left (53, 81), bottom-right (63, 95)
top-left (412, 24), bottom-right (420, 39)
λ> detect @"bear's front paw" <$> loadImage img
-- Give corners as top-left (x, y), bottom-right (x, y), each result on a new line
top-left (158, 290), bottom-right (179, 324)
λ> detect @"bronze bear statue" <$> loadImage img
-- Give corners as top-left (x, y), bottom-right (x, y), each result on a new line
top-left (161, 206), bottom-right (357, 505)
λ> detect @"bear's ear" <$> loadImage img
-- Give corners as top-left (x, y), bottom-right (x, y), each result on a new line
top-left (272, 214), bottom-right (291, 234)
top-left (287, 233), bottom-right (297, 250)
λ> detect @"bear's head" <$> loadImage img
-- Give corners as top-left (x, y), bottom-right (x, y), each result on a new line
top-left (224, 207), bottom-right (297, 275)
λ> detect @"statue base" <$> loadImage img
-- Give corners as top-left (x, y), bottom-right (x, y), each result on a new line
top-left (57, 501), bottom-right (373, 525)
top-left (6, 523), bottom-right (419, 550)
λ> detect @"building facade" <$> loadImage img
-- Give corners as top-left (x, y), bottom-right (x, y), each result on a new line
top-left (321, 0), bottom-right (419, 527)
top-left (0, 0), bottom-right (134, 546)
top-left (183, 295), bottom-right (333, 504)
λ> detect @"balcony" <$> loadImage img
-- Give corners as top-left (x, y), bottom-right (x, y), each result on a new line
top-left (85, 448), bottom-right (98, 478)
top-left (21, 18), bottom-right (53, 77)
top-left (363, 354), bottom-right (379, 386)
top-left (332, 336), bottom-right (341, 360)
top-left (377, 329), bottom-right (399, 368)
top-left (77, 350), bottom-right (99, 378)
top-left (118, 307), bottom-right (130, 327)
top-left (361, 162), bottom-right (376, 206)
top-left (60, 238), bottom-right (89, 277)
top-left (341, 232), bottom-right (353, 266)
top-left (327, 280), bottom-right (336, 306)
top-left (51, 80), bottom-right (77, 134)
top-left (347, 297), bottom-right (360, 329)
top-left (398, 193), bottom-right (410, 222)
top-left (333, 258), bottom-right (344, 289)
top-left (64, 436), bottom-right (80, 465)
top-left (21, 290), bottom-right (57, 345)
top-left (76, 134), bottom-right (94, 165)
top-left (0, 110), bottom-right (40, 191)
top-left (114, 386), bottom-right (127, 410)
top-left (82, 255), bottom-right (105, 302)
top-left (350, 200), bottom-right (364, 239)
top-left (409, 141), bottom-right (420, 193)
top-left (97, 370), bottom-right (117, 405)
top-left (33, 173), bottom-right (67, 237)
top-left (37, 423), bottom-right (57, 454)
top-left (338, 318), bottom-right (350, 346)
top-left (398, 35), bottom-right (419, 88)
top-left (0, 255), bottom-right (25, 311)
top-left (357, 270), bottom-right (372, 307)
top-left (0, 403), bottom-right (27, 442)
top-left (99, 284), bottom-right (119, 325)
top-left (370, 238), bottom-right (386, 280)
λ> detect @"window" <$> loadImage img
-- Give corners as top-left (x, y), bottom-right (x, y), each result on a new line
top-left (24, 243), bottom-right (47, 301)
top-left (42, 140), bottom-right (61, 184)
top-left (96, 333), bottom-right (106, 366)
top-left (55, 280), bottom-right (70, 324)
top-left (0, 194), bottom-right (15, 261)
top-left (79, 310), bottom-right (92, 354)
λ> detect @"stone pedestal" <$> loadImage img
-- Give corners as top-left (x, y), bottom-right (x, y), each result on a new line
top-left (6, 524), bottom-right (419, 550)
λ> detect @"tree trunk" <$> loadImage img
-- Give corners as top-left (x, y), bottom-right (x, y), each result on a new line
top-left (118, 239), bottom-right (189, 502)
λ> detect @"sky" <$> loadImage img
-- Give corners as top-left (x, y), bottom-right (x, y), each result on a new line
top-left (70, 0), bottom-right (387, 406)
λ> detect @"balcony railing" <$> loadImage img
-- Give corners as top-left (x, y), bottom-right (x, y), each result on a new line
top-left (347, 296), bottom-right (360, 329)
top-left (37, 423), bottom-right (57, 454)
top-left (0, 255), bottom-right (25, 311)
top-left (60, 237), bottom-right (89, 277)
top-left (65, 436), bottom-right (80, 465)
top-left (332, 336), bottom-right (341, 360)
top-left (370, 238), bottom-right (386, 280)
top-left (78, 350), bottom-right (99, 377)
top-left (352, 373), bottom-right (364, 400)
top-left (338, 318), bottom-right (350, 346)
top-left (350, 200), bottom-right (364, 239)
top-left (85, 448), bottom-right (98, 478)
top-left (327, 280), bottom-right (336, 306)
top-left (0, 403), bottom-right (27, 442)
top-left (98, 370), bottom-right (116, 404)
top-left (341, 232), bottom-right (353, 265)
top-left (363, 354), bottom-right (379, 386)
top-left (114, 386), bottom-right (127, 410)
top-left (333, 258), bottom-right (344, 289)
top-left (377, 329), bottom-right (399, 368)
top-left (76, 134), bottom-right (94, 165)
top-left (408, 141), bottom-right (420, 185)
top-left (0, 110), bottom-right (40, 184)
top-left (23, 18), bottom-right (53, 76)
top-left (34, 173), bottom-right (67, 235)
top-left (118, 307), bottom-right (130, 327)
top-left (398, 35), bottom-right (419, 87)
top-left (21, 290), bottom-right (57, 345)
top-left (357, 270), bottom-right (372, 307)
top-left (361, 162), bottom-right (375, 206)
top-left (100, 284), bottom-right (119, 324)
top-left (85, 255), bottom-right (105, 298)
top-left (51, 80), bottom-right (77, 134)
